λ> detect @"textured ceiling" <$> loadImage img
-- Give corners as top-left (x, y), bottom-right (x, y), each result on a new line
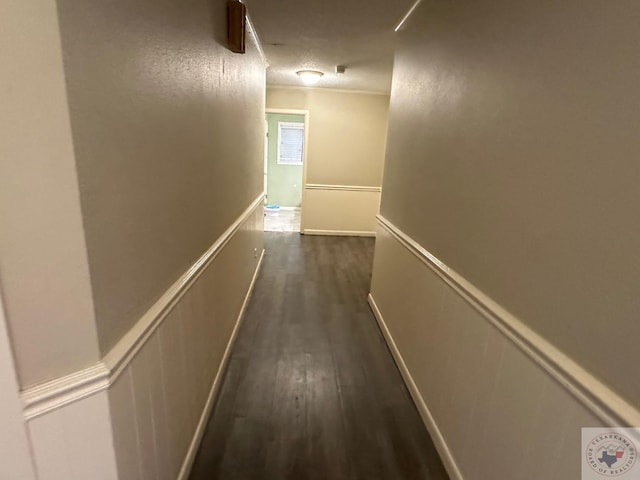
top-left (244, 0), bottom-right (413, 93)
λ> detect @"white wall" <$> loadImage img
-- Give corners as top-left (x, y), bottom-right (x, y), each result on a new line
top-left (266, 87), bottom-right (388, 236)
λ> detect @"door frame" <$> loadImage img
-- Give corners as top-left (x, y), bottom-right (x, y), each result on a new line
top-left (265, 108), bottom-right (310, 232)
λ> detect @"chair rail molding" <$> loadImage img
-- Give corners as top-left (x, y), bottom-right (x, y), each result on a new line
top-left (21, 193), bottom-right (265, 420)
top-left (305, 183), bottom-right (381, 192)
top-left (375, 214), bottom-right (640, 429)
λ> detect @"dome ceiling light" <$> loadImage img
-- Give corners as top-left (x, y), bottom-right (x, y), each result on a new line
top-left (296, 70), bottom-right (324, 86)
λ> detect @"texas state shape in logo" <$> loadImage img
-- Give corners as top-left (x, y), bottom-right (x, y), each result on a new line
top-left (584, 431), bottom-right (638, 477)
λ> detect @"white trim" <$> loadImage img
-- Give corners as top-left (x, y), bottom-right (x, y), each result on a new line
top-left (376, 214), bottom-right (640, 428)
top-left (21, 194), bottom-right (265, 420)
top-left (265, 108), bottom-right (309, 115)
top-left (267, 85), bottom-right (390, 96)
top-left (305, 184), bottom-right (381, 193)
top-left (368, 294), bottom-right (463, 480)
top-left (22, 364), bottom-right (109, 420)
top-left (244, 11), bottom-right (268, 67)
top-left (302, 229), bottom-right (376, 237)
top-left (178, 248), bottom-right (265, 480)
top-left (394, 0), bottom-right (423, 32)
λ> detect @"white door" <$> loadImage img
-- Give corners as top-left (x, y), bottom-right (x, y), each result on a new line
top-left (264, 119), bottom-right (269, 200)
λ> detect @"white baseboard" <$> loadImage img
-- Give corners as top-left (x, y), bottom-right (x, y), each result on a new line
top-left (368, 293), bottom-right (464, 480)
top-left (178, 248), bottom-right (265, 480)
top-left (302, 229), bottom-right (376, 237)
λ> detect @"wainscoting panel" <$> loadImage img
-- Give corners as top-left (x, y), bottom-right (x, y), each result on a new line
top-left (368, 218), bottom-right (621, 479)
top-left (23, 197), bottom-right (265, 480)
top-left (28, 391), bottom-right (119, 480)
top-left (302, 184), bottom-right (381, 236)
top-left (109, 201), bottom-right (265, 480)
top-left (157, 307), bottom-right (194, 480)
top-left (108, 370), bottom-right (142, 480)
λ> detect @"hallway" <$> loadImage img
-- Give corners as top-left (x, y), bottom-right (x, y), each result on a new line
top-left (189, 233), bottom-right (448, 479)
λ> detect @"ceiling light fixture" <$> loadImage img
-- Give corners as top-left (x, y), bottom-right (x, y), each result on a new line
top-left (296, 70), bottom-right (324, 86)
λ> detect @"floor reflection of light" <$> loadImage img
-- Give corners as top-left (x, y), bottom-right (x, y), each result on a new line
top-left (264, 207), bottom-right (301, 232)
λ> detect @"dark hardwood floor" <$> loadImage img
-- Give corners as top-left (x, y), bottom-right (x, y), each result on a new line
top-left (189, 233), bottom-right (448, 480)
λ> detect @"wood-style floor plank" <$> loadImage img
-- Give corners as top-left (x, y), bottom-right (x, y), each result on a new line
top-left (189, 233), bottom-right (448, 480)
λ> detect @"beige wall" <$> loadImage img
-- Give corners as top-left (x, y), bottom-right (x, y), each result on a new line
top-left (302, 188), bottom-right (381, 235)
top-left (0, 289), bottom-right (38, 479)
top-left (0, 0), bottom-right (100, 387)
top-left (379, 0), bottom-right (640, 407)
top-left (267, 88), bottom-right (389, 187)
top-left (267, 88), bottom-right (388, 234)
top-left (108, 204), bottom-right (264, 480)
top-left (370, 225), bottom-right (605, 479)
top-left (21, 199), bottom-right (265, 480)
top-left (3, 0), bottom-right (267, 477)
top-left (56, 0), bottom-right (266, 355)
